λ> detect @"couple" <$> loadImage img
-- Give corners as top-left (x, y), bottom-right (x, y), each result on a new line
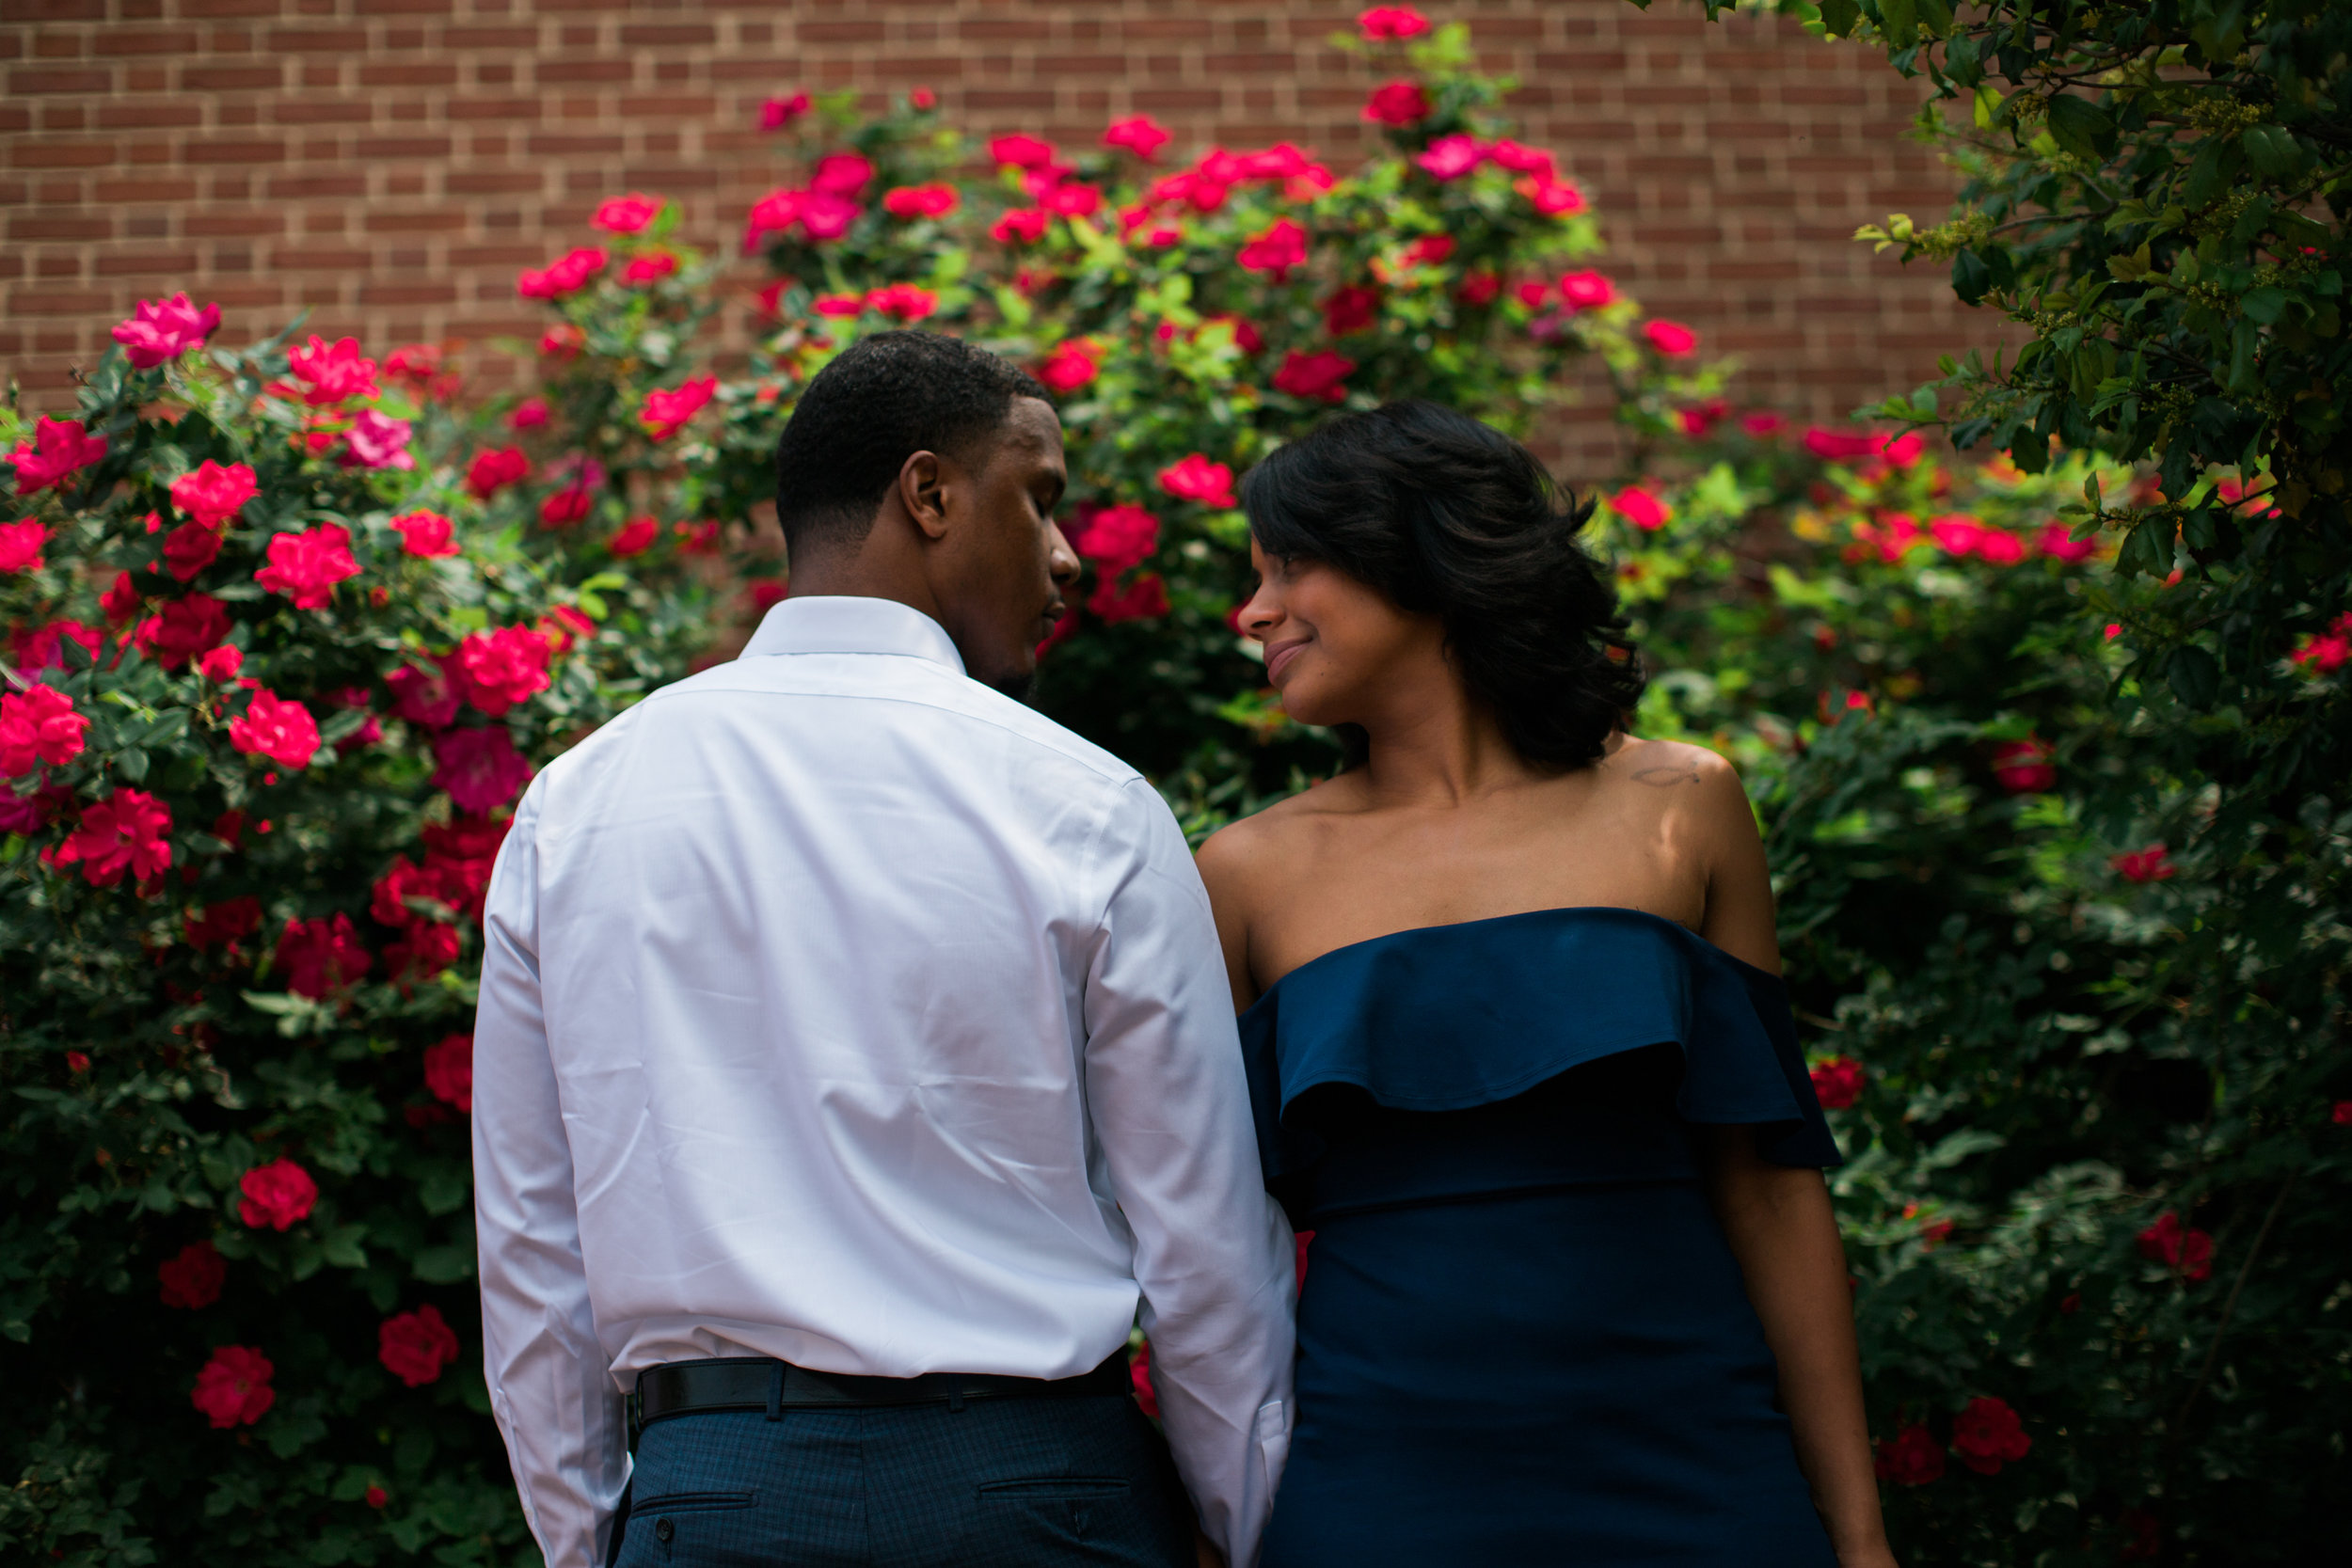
top-left (472, 331), bottom-right (1895, 1568)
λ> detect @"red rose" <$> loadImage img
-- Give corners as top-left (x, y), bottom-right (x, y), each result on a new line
top-left (0, 685), bottom-right (87, 776)
top-left (1128, 1338), bottom-right (1159, 1418)
top-left (465, 446), bottom-right (531, 500)
top-left (1271, 350), bottom-right (1355, 404)
top-left (286, 335), bottom-right (380, 404)
top-left (1323, 284), bottom-right (1382, 338)
top-left (253, 523), bottom-right (359, 610)
top-left (456, 626), bottom-right (554, 716)
top-left (391, 511), bottom-right (459, 559)
top-left (1103, 114), bottom-right (1170, 159)
top-left (386, 920), bottom-right (461, 988)
top-left (432, 727), bottom-right (533, 815)
top-left (134, 592), bottom-right (232, 670)
top-left (1089, 573), bottom-right (1170, 626)
top-left (1872, 1422), bottom-right (1945, 1485)
top-left (1068, 504), bottom-right (1161, 578)
top-left (1038, 340), bottom-right (1101, 394)
top-left (378, 1303), bottom-right (461, 1387)
top-left (516, 245), bottom-right (607, 300)
top-left (989, 134), bottom-right (1059, 169)
top-left (991, 207), bottom-right (1050, 245)
top-left (112, 292), bottom-right (220, 368)
top-left (0, 517), bottom-right (46, 573)
top-left (184, 895), bottom-right (262, 950)
top-left (1454, 271), bottom-right (1502, 306)
top-left (1609, 486), bottom-right (1671, 532)
top-left (365, 1485), bottom-right (388, 1510)
top-left (161, 520), bottom-right (224, 582)
top-left (228, 688), bottom-right (321, 770)
top-left (48, 788), bottom-right (172, 887)
top-left (1237, 217), bottom-right (1309, 281)
top-left (882, 182), bottom-right (960, 218)
top-left (159, 1239), bottom-right (227, 1308)
top-left (8, 416), bottom-right (109, 495)
top-left (191, 1344), bottom-right (275, 1429)
top-left (1643, 319), bottom-right (1699, 356)
top-left (237, 1156), bottom-right (318, 1231)
top-left (640, 375), bottom-right (718, 441)
top-left (424, 1034), bottom-right (474, 1111)
top-left (758, 90), bottom-right (810, 131)
top-left (2111, 844), bottom-right (2175, 883)
top-left (1158, 454), bottom-right (1238, 507)
top-left (591, 191), bottom-right (663, 233)
top-left (1991, 737), bottom-right (2057, 793)
top-left (1359, 7), bottom-right (1431, 41)
top-left (862, 283), bottom-right (937, 323)
top-left (1809, 1055), bottom-right (1866, 1110)
top-left (1948, 1395), bottom-right (2031, 1475)
top-left (1362, 80), bottom-right (1432, 126)
top-left (2136, 1210), bottom-right (2214, 1282)
top-left (277, 913), bottom-right (371, 999)
top-left (610, 516), bottom-right (660, 559)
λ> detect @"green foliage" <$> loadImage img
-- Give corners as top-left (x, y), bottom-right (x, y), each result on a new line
top-left (6, 12), bottom-right (2346, 1568)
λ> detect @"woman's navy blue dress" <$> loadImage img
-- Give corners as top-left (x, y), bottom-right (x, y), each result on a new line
top-left (1242, 907), bottom-right (1841, 1566)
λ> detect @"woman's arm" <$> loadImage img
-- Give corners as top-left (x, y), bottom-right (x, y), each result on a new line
top-left (1691, 757), bottom-right (1894, 1565)
top-left (1191, 824), bottom-right (1262, 1014)
top-left (1703, 1132), bottom-right (1895, 1568)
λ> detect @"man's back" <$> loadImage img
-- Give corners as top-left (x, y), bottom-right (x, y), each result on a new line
top-left (475, 596), bottom-right (1294, 1567)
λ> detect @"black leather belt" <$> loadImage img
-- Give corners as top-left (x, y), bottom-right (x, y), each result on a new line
top-left (632, 1353), bottom-right (1131, 1433)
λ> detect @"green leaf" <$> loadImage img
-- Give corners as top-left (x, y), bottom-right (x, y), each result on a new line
top-left (2167, 644), bottom-right (2220, 709)
top-left (1879, 0), bottom-right (1918, 48)
top-left (1817, 0), bottom-right (1861, 39)
top-left (2044, 94), bottom-right (2116, 162)
top-left (2240, 124), bottom-right (2303, 181)
top-left (2240, 286), bottom-right (2290, 325)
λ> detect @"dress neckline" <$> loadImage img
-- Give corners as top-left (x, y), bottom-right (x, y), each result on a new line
top-left (1240, 905), bottom-right (1780, 1024)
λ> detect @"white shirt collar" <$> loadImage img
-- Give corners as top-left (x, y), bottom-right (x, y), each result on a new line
top-left (740, 594), bottom-right (966, 676)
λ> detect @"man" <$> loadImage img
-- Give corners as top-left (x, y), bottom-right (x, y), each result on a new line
top-left (473, 331), bottom-right (1295, 1568)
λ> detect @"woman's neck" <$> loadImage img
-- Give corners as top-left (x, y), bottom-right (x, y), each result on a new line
top-left (1354, 674), bottom-right (1548, 808)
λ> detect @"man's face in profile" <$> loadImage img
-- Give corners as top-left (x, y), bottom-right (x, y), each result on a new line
top-left (937, 396), bottom-right (1077, 697)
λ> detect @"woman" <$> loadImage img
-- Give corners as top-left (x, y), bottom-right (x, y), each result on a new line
top-left (1195, 403), bottom-right (1896, 1567)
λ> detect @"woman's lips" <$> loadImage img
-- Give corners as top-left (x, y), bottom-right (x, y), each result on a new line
top-left (1264, 639), bottom-right (1308, 684)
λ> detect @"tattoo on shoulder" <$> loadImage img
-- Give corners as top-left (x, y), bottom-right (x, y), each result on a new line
top-left (1632, 765), bottom-right (1703, 786)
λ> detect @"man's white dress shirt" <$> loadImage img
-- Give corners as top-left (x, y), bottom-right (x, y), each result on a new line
top-left (473, 595), bottom-right (1295, 1568)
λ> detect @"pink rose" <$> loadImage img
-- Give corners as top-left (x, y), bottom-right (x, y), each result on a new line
top-left (809, 152), bottom-right (873, 197)
top-left (516, 246), bottom-right (607, 300)
top-left (1362, 81), bottom-right (1432, 126)
top-left (640, 375), bottom-right (718, 440)
top-left (758, 91), bottom-right (810, 131)
top-left (237, 1156), bottom-right (318, 1230)
top-left (1103, 115), bottom-right (1171, 159)
top-left (1068, 503), bottom-right (1160, 577)
top-left (227, 688), bottom-right (320, 769)
top-left (1415, 134), bottom-right (1484, 181)
top-left (342, 409), bottom-right (414, 471)
top-left (8, 416), bottom-right (109, 496)
top-left (992, 208), bottom-right (1050, 245)
top-left (432, 726), bottom-right (533, 815)
top-left (591, 191), bottom-right (664, 233)
top-left (882, 182), bottom-right (960, 218)
top-left (2036, 522), bottom-right (2098, 562)
top-left (990, 134), bottom-right (1059, 169)
top-left (1158, 454), bottom-right (1238, 507)
top-left (191, 1345), bottom-right (275, 1429)
top-left (863, 284), bottom-right (937, 323)
top-left (1610, 486), bottom-right (1671, 531)
top-left (0, 518), bottom-right (46, 572)
top-left (1644, 319), bottom-right (1699, 356)
top-left (169, 460), bottom-right (258, 528)
top-left (47, 788), bottom-right (173, 887)
top-left (286, 335), bottom-right (380, 404)
top-left (1359, 6), bottom-right (1431, 40)
top-left (1518, 175), bottom-right (1586, 215)
top-left (456, 626), bottom-right (553, 716)
top-left (1558, 270), bottom-right (1615, 311)
top-left (254, 522), bottom-right (359, 610)
top-left (112, 292), bottom-right (222, 368)
top-left (1038, 340), bottom-right (1101, 394)
top-left (0, 685), bottom-right (87, 776)
top-left (391, 511), bottom-right (458, 558)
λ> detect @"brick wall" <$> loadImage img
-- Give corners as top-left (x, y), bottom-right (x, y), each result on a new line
top-left (2, 0), bottom-right (1994, 478)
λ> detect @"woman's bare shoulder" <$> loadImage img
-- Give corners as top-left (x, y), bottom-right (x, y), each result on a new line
top-left (1195, 775), bottom-right (1363, 889)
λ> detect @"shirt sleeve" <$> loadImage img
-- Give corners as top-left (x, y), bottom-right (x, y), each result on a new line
top-left (1082, 778), bottom-right (1297, 1568)
top-left (472, 788), bottom-right (630, 1568)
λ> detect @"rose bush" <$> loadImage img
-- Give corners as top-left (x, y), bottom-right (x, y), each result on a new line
top-left (4, 8), bottom-right (2344, 1565)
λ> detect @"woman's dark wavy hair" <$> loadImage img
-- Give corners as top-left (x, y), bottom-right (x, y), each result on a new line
top-left (1239, 400), bottom-right (1645, 770)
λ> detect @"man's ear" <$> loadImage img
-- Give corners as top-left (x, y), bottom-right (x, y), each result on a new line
top-left (897, 451), bottom-right (951, 541)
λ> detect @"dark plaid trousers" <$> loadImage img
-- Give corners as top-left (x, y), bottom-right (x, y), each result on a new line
top-left (609, 1391), bottom-right (1197, 1568)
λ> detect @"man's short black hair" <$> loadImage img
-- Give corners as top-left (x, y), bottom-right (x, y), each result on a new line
top-left (772, 330), bottom-right (1053, 554)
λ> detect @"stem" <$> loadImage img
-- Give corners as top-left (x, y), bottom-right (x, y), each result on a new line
top-left (2169, 1172), bottom-right (2297, 1436)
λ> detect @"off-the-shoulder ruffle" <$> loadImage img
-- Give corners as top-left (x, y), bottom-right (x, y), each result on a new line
top-left (1239, 906), bottom-right (1842, 1180)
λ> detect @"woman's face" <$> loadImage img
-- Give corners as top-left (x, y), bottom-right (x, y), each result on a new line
top-left (1237, 538), bottom-right (1448, 728)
